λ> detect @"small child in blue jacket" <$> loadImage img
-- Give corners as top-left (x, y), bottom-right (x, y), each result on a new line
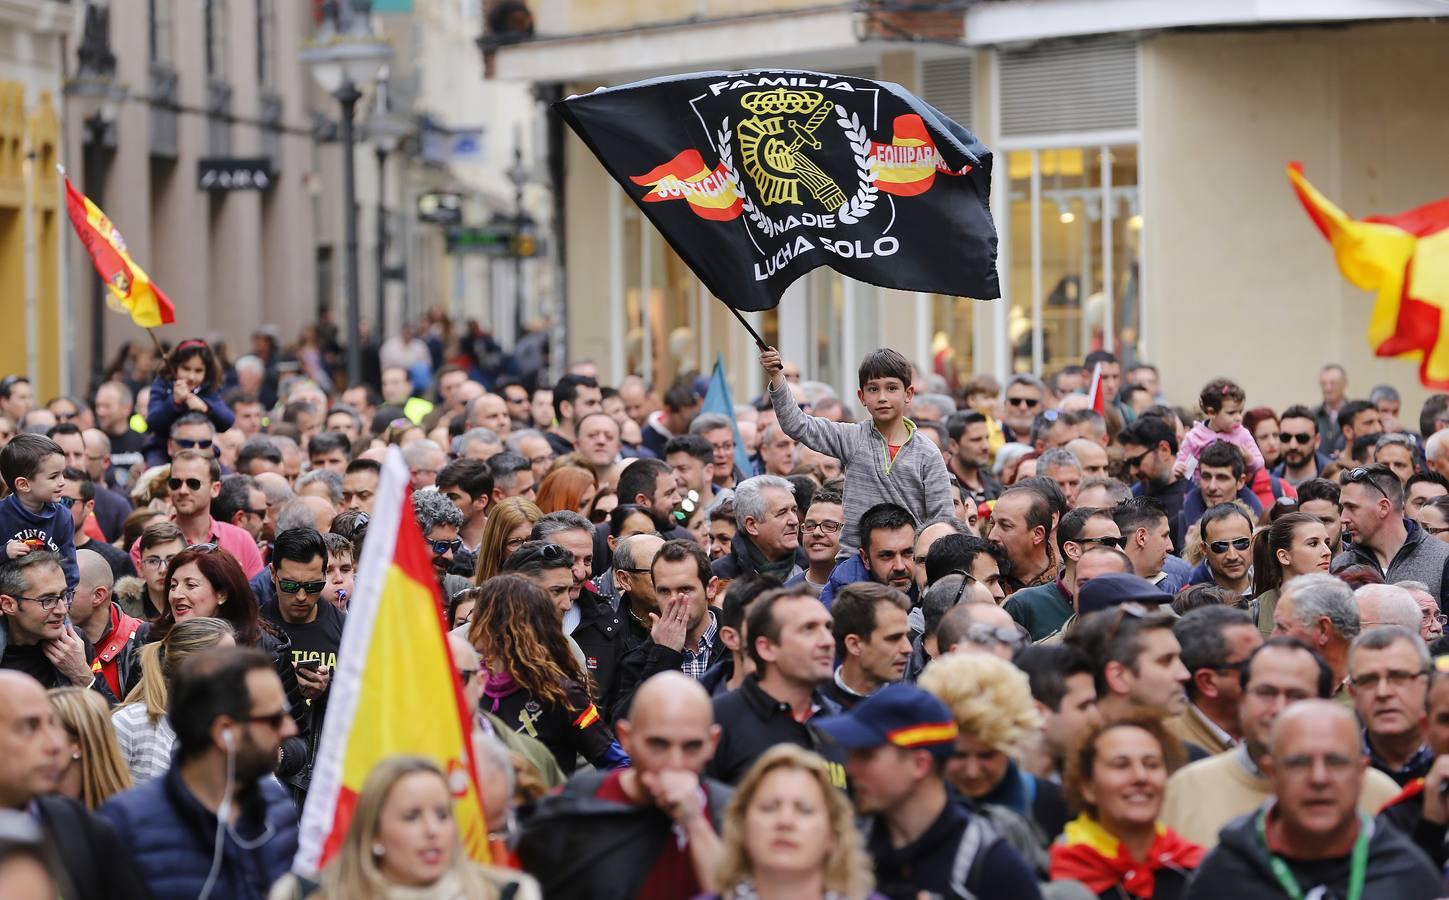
top-left (143, 338), bottom-right (234, 467)
top-left (0, 434), bottom-right (78, 590)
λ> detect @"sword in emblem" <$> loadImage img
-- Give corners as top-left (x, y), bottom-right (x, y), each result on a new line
top-left (766, 101), bottom-right (848, 211)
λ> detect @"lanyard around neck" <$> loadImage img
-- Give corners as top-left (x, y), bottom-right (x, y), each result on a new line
top-left (1255, 806), bottom-right (1371, 900)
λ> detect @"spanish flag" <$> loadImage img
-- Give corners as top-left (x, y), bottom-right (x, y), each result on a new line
top-left (630, 149), bottom-right (743, 221)
top-left (293, 448), bottom-right (488, 874)
top-left (62, 173), bottom-right (175, 328)
top-left (1288, 162), bottom-right (1449, 388)
top-left (871, 114), bottom-right (972, 197)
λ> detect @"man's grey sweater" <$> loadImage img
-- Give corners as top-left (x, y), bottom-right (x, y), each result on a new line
top-left (770, 381), bottom-right (952, 555)
top-left (1332, 518), bottom-right (1449, 605)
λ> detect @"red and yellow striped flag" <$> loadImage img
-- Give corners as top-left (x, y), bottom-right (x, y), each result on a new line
top-left (62, 173), bottom-right (175, 328)
top-left (1288, 162), bottom-right (1449, 388)
top-left (294, 448), bottom-right (488, 874)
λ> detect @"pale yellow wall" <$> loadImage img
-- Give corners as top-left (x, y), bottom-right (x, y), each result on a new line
top-left (1141, 22), bottom-right (1449, 416)
top-left (543, 0), bottom-right (829, 34)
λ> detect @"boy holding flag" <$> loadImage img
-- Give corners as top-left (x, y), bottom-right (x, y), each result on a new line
top-left (761, 346), bottom-right (951, 556)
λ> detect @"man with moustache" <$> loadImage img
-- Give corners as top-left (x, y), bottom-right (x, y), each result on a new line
top-left (818, 503), bottom-right (919, 608)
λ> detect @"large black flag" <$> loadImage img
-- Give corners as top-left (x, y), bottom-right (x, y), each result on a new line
top-left (556, 69), bottom-right (999, 313)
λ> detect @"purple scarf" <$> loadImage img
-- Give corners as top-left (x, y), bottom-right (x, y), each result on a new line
top-left (480, 669), bottom-right (521, 713)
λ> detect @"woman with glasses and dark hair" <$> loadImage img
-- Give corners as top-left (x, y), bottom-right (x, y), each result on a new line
top-left (467, 575), bottom-right (626, 775)
top-left (1052, 709), bottom-right (1202, 899)
top-left (1249, 512), bottom-right (1333, 637)
top-left (920, 652), bottom-right (1070, 855)
top-left (473, 497), bottom-right (543, 584)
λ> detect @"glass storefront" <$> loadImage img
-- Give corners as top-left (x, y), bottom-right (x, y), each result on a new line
top-left (1002, 144), bottom-right (1142, 376)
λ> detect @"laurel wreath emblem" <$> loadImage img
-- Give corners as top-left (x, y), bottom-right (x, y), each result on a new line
top-left (834, 108), bottom-right (878, 225)
top-left (717, 106), bottom-right (878, 232)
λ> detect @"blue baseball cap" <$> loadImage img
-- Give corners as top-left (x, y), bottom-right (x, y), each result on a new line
top-left (814, 683), bottom-right (959, 759)
top-left (1077, 573), bottom-right (1173, 616)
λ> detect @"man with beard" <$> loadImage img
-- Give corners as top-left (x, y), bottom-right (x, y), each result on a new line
top-left (1005, 506), bottom-right (1122, 641)
top-left (1002, 374), bottom-right (1047, 443)
top-left (128, 449), bottom-right (265, 579)
top-left (1067, 604), bottom-right (1190, 725)
top-left (1334, 463), bottom-right (1449, 597)
top-left (412, 489), bottom-right (472, 602)
top-left (945, 410), bottom-right (1003, 505)
top-left (818, 503), bottom-right (918, 608)
top-left (1119, 416), bottom-right (1191, 552)
top-left (99, 648), bottom-right (300, 898)
top-left (822, 583), bottom-right (912, 710)
top-left (1274, 404), bottom-right (1336, 486)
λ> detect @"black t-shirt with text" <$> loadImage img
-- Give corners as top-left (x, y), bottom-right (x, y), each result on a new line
top-left (261, 600), bottom-right (345, 671)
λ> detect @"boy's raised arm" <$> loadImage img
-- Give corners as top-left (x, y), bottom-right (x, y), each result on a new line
top-left (760, 347), bottom-right (851, 459)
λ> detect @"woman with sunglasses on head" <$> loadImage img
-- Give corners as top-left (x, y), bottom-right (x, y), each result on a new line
top-left (920, 652), bottom-right (1070, 858)
top-left (115, 520), bottom-right (185, 619)
top-left (270, 755), bottom-right (541, 900)
top-left (141, 338), bottom-right (233, 468)
top-left (1051, 709), bottom-right (1202, 899)
top-left (467, 575), bottom-right (627, 776)
top-left (1249, 512), bottom-right (1333, 637)
top-left (48, 686), bottom-right (131, 810)
top-left (148, 545), bottom-right (311, 777)
top-left (112, 616), bottom-right (235, 783)
top-left (473, 497), bottom-right (543, 584)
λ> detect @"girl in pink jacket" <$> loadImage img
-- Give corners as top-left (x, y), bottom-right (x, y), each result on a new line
top-left (1174, 377), bottom-right (1265, 480)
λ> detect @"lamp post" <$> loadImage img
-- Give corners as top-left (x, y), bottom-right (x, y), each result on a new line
top-left (506, 141), bottom-right (529, 345)
top-left (368, 91), bottom-right (409, 342)
top-left (302, 0), bottom-right (391, 387)
top-left (65, 1), bottom-right (127, 388)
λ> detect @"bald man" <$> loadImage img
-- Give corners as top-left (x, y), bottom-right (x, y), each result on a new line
top-left (69, 549), bottom-right (147, 698)
top-left (0, 671), bottom-right (148, 900)
top-left (1066, 438), bottom-right (1109, 481)
top-left (518, 671), bottom-right (733, 900)
top-left (1188, 700), bottom-right (1441, 898)
top-left (299, 495), bottom-right (336, 533)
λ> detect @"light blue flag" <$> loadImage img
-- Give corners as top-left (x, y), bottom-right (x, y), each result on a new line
top-left (699, 353), bottom-right (752, 477)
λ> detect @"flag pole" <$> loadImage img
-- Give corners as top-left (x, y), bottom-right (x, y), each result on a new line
top-left (724, 304), bottom-right (768, 350)
top-left (143, 327), bottom-right (166, 359)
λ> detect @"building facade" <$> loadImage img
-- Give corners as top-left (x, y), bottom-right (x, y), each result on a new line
top-left (493, 0), bottom-right (1449, 413)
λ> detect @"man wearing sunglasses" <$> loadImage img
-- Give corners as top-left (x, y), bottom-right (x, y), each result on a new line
top-left (1189, 505), bottom-right (1256, 598)
top-left (1335, 464), bottom-right (1449, 604)
top-left (260, 528), bottom-right (343, 707)
top-left (1272, 405), bottom-right (1333, 487)
top-left (1171, 606), bottom-right (1262, 757)
top-left (1002, 374), bottom-right (1046, 443)
top-left (413, 490), bottom-right (473, 603)
top-left (164, 413), bottom-right (217, 463)
top-left (127, 449), bottom-right (265, 581)
top-left (1005, 507), bottom-right (1122, 642)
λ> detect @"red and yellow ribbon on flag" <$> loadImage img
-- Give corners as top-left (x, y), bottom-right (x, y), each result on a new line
top-left (1288, 162), bottom-right (1449, 388)
top-left (294, 448), bottom-right (488, 874)
top-left (62, 173), bottom-right (176, 329)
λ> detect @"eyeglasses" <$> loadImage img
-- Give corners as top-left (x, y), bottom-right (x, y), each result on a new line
top-left (1074, 536), bottom-right (1124, 549)
top-left (246, 507), bottom-right (268, 517)
top-left (168, 477), bottom-right (205, 492)
top-left (278, 578), bottom-right (326, 596)
top-left (1122, 449), bottom-right (1151, 472)
top-left (800, 519), bottom-right (844, 535)
top-left (504, 536), bottom-right (528, 552)
top-left (1425, 525), bottom-right (1449, 536)
top-left (241, 708), bottom-right (291, 730)
top-left (1207, 537), bottom-right (1252, 554)
top-left (965, 622), bottom-right (1029, 652)
top-left (1278, 432), bottom-right (1314, 445)
top-left (526, 454), bottom-right (554, 467)
top-left (1343, 466), bottom-right (1390, 502)
top-left (56, 496), bottom-right (76, 509)
top-left (142, 554), bottom-right (178, 570)
top-left (429, 538), bottom-right (463, 556)
top-left (1424, 612), bottom-right (1449, 626)
top-left (1211, 658), bottom-right (1253, 675)
top-left (1104, 602), bottom-right (1162, 642)
top-left (1348, 668), bottom-right (1428, 692)
top-left (173, 438), bottom-right (214, 450)
top-left (948, 570), bottom-right (978, 608)
top-left (1006, 396), bottom-right (1040, 408)
top-left (188, 542), bottom-right (219, 552)
top-left (6, 590), bottom-right (76, 611)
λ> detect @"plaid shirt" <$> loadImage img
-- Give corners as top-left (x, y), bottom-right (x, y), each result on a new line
top-left (681, 609), bottom-right (720, 681)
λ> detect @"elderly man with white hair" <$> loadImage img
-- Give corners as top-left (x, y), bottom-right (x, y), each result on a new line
top-left (1347, 625), bottom-right (1435, 785)
top-left (1426, 428), bottom-right (1449, 480)
top-left (1271, 572), bottom-right (1360, 702)
top-left (402, 439), bottom-right (447, 490)
top-left (1396, 580), bottom-right (1445, 642)
top-left (1355, 582), bottom-right (1424, 634)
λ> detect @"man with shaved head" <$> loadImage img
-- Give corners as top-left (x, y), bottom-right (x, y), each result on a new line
top-left (1187, 699), bottom-right (1441, 897)
top-left (0, 670), bottom-right (149, 899)
top-left (519, 671), bottom-right (732, 900)
top-left (69, 548), bottom-right (146, 698)
top-left (1066, 438), bottom-right (1109, 481)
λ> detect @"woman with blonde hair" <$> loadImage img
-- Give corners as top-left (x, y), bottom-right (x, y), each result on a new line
top-left (534, 466), bottom-right (597, 517)
top-left (708, 744), bottom-right (876, 900)
top-left (271, 755), bottom-right (539, 900)
top-left (47, 687), bottom-right (131, 810)
top-left (919, 652), bottom-right (1069, 845)
top-left (473, 497), bottom-right (543, 583)
top-left (110, 616), bottom-right (235, 782)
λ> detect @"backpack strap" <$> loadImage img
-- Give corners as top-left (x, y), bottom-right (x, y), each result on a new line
top-left (949, 811), bottom-right (1003, 900)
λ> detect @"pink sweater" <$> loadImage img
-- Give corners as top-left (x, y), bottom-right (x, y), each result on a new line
top-left (1176, 421), bottom-right (1265, 478)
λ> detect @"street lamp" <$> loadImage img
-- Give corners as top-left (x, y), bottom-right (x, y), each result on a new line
top-left (367, 76), bottom-right (410, 343)
top-left (64, 1), bottom-right (127, 388)
top-left (301, 0), bottom-right (392, 387)
top-left (506, 140), bottom-right (530, 345)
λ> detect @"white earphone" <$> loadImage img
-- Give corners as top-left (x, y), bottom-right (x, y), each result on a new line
top-left (221, 728), bottom-right (235, 749)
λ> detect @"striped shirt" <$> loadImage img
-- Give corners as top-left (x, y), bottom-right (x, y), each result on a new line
top-left (111, 703), bottom-right (175, 784)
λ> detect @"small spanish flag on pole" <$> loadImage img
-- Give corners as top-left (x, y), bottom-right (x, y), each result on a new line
top-left (61, 169), bottom-right (176, 329)
top-left (293, 447), bottom-right (489, 874)
top-left (1085, 363), bottom-right (1106, 416)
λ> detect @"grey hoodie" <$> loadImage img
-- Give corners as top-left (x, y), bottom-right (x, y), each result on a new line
top-left (1332, 518), bottom-right (1449, 604)
top-left (770, 381), bottom-right (952, 555)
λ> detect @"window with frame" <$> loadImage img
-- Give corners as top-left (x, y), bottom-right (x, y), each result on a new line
top-left (148, 0), bottom-right (175, 64)
top-left (256, 0), bottom-right (274, 86)
top-left (205, 0), bottom-right (228, 81)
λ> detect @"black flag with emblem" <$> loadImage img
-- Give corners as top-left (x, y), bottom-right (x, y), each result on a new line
top-left (556, 69), bottom-right (999, 312)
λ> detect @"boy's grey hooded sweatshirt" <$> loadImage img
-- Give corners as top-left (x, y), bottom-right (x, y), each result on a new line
top-left (771, 381), bottom-right (952, 555)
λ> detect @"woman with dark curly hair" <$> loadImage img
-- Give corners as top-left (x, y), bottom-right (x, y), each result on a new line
top-left (467, 575), bottom-right (626, 775)
top-left (1051, 709), bottom-right (1202, 899)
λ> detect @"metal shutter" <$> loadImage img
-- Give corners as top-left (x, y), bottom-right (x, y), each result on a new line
top-left (1000, 37), bottom-right (1137, 136)
top-left (922, 56), bottom-right (975, 129)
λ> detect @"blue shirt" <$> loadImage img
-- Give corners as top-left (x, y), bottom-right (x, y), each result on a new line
top-left (0, 494), bottom-right (78, 589)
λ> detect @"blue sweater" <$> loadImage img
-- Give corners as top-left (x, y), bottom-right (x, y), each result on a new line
top-left (99, 766), bottom-right (299, 900)
top-left (0, 494), bottom-right (77, 589)
top-left (143, 375), bottom-right (235, 466)
top-left (817, 554), bottom-right (921, 609)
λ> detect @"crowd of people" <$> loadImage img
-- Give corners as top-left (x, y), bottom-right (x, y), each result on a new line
top-left (5, 317), bottom-right (1449, 900)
